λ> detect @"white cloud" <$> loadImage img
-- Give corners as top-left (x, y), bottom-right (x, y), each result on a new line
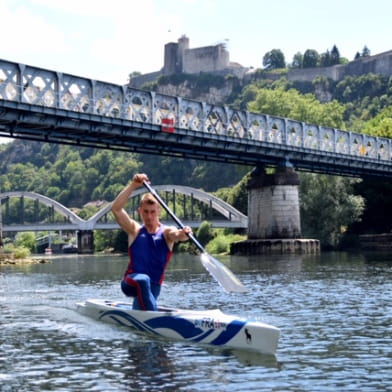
top-left (0, 2), bottom-right (70, 59)
top-left (0, 0), bottom-right (173, 83)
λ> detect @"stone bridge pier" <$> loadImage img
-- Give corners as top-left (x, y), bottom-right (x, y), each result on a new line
top-left (77, 230), bottom-right (94, 254)
top-left (231, 165), bottom-right (320, 255)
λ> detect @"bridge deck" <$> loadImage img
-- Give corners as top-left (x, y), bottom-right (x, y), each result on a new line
top-left (0, 58), bottom-right (392, 178)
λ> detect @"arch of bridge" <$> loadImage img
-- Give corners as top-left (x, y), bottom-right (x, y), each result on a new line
top-left (1, 186), bottom-right (247, 229)
top-left (0, 191), bottom-right (83, 224)
top-left (86, 185), bottom-right (248, 227)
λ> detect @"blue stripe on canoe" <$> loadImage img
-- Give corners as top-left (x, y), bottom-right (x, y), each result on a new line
top-left (145, 316), bottom-right (204, 339)
top-left (99, 310), bottom-right (210, 340)
top-left (99, 310), bottom-right (159, 335)
top-left (210, 320), bottom-right (246, 346)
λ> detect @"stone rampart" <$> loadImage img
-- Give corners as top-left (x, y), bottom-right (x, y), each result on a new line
top-left (128, 71), bottom-right (162, 88)
top-left (183, 45), bottom-right (229, 74)
top-left (288, 50), bottom-right (392, 82)
top-left (288, 65), bottom-right (344, 82)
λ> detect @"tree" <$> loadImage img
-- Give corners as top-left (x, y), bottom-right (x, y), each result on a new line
top-left (361, 46), bottom-right (371, 57)
top-left (361, 106), bottom-right (392, 138)
top-left (330, 45), bottom-right (341, 65)
top-left (350, 177), bottom-right (392, 234)
top-left (300, 173), bottom-right (365, 249)
top-left (247, 87), bottom-right (345, 128)
top-left (290, 52), bottom-right (303, 69)
top-left (262, 49), bottom-right (286, 70)
top-left (215, 173), bottom-right (251, 215)
top-left (303, 49), bottom-right (320, 68)
top-left (15, 232), bottom-right (36, 252)
top-left (128, 71), bottom-right (142, 83)
top-left (196, 221), bottom-right (215, 246)
top-left (320, 50), bottom-right (331, 67)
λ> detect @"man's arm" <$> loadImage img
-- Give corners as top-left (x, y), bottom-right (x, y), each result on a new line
top-left (164, 225), bottom-right (192, 249)
top-left (111, 174), bottom-right (148, 235)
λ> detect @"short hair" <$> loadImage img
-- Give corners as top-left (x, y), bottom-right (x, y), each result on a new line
top-left (139, 192), bottom-right (159, 206)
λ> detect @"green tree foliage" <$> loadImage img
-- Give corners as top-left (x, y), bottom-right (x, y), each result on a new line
top-left (0, 144), bottom-right (144, 208)
top-left (330, 45), bottom-right (341, 65)
top-left (196, 221), bottom-right (215, 246)
top-left (300, 173), bottom-right (365, 249)
top-left (4, 244), bottom-right (31, 259)
top-left (94, 229), bottom-right (119, 252)
top-left (303, 49), bottom-right (320, 68)
top-left (206, 233), bottom-right (245, 255)
top-left (290, 52), bottom-right (303, 69)
top-left (15, 232), bottom-right (36, 252)
top-left (359, 106), bottom-right (392, 138)
top-left (350, 177), bottom-right (392, 234)
top-left (336, 74), bottom-right (387, 103)
top-left (292, 45), bottom-right (342, 68)
top-left (334, 74), bottom-right (392, 126)
top-left (263, 49), bottom-right (286, 70)
top-left (214, 173), bottom-right (250, 215)
top-left (247, 87), bottom-right (345, 128)
top-left (319, 50), bottom-right (331, 67)
top-left (362, 46), bottom-right (371, 57)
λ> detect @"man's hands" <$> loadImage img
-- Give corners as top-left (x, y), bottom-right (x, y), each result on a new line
top-left (181, 226), bottom-right (192, 236)
top-left (131, 173), bottom-right (149, 188)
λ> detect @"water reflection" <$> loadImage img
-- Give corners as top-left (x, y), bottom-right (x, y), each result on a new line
top-left (124, 341), bottom-right (179, 391)
top-left (213, 347), bottom-right (281, 369)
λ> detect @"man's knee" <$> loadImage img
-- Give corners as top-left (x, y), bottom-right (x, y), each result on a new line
top-left (121, 280), bottom-right (137, 297)
top-left (133, 274), bottom-right (151, 290)
top-left (122, 273), bottom-right (151, 295)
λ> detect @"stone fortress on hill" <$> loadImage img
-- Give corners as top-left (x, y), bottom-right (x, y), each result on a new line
top-left (129, 35), bottom-right (392, 88)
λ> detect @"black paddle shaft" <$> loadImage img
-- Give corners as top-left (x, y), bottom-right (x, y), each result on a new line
top-left (143, 182), bottom-right (205, 253)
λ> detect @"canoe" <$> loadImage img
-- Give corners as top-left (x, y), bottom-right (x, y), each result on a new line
top-left (76, 299), bottom-right (280, 355)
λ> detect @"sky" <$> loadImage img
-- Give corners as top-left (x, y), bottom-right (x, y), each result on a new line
top-left (1, 0), bottom-right (391, 143)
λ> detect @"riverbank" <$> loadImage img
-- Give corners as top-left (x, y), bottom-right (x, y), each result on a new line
top-left (0, 253), bottom-right (49, 265)
top-left (359, 233), bottom-right (392, 250)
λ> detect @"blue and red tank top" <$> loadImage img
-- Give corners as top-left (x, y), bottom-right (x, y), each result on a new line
top-left (125, 225), bottom-right (172, 285)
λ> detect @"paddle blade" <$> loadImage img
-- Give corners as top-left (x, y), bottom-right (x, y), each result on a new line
top-left (200, 253), bottom-right (247, 293)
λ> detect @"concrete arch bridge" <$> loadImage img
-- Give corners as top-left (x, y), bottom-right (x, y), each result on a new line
top-left (0, 187), bottom-right (248, 253)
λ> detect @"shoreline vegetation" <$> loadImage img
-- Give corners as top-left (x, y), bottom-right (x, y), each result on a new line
top-left (0, 252), bottom-right (49, 265)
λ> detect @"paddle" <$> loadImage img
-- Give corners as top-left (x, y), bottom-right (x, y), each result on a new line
top-left (143, 181), bottom-right (247, 293)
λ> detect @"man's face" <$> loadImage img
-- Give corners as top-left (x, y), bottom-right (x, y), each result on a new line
top-left (138, 203), bottom-right (160, 226)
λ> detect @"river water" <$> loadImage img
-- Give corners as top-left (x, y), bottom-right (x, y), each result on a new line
top-left (0, 251), bottom-right (391, 391)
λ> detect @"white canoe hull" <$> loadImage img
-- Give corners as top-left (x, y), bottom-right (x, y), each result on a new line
top-left (76, 299), bottom-right (280, 355)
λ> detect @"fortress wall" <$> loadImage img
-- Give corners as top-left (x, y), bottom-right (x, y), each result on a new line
top-left (128, 71), bottom-right (163, 88)
top-left (374, 52), bottom-right (392, 74)
top-left (288, 65), bottom-right (343, 82)
top-left (183, 45), bottom-right (229, 74)
top-left (343, 51), bottom-right (392, 77)
top-left (288, 51), bottom-right (392, 82)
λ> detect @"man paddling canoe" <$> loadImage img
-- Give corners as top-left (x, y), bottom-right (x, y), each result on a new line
top-left (111, 173), bottom-right (192, 311)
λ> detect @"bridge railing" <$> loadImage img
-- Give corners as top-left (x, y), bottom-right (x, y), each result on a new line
top-left (0, 58), bottom-right (391, 162)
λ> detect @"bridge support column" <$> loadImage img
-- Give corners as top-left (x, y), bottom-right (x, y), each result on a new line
top-left (77, 230), bottom-right (94, 254)
top-left (248, 165), bottom-right (301, 239)
top-left (231, 165), bottom-right (319, 255)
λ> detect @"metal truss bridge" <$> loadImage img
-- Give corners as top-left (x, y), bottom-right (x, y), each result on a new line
top-left (0, 187), bottom-right (248, 233)
top-left (0, 58), bottom-right (392, 178)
